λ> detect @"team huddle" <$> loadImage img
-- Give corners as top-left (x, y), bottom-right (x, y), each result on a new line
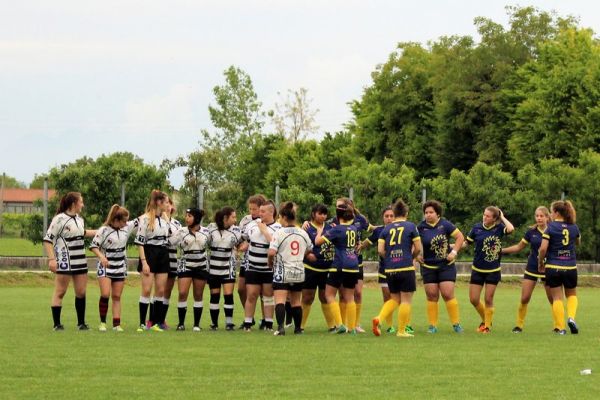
top-left (43, 190), bottom-right (581, 337)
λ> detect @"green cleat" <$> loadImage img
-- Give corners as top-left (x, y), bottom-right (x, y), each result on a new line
top-left (113, 325), bottom-right (124, 332)
top-left (405, 325), bottom-right (414, 334)
top-left (386, 326), bottom-right (397, 334)
top-left (336, 324), bottom-right (348, 334)
top-left (150, 324), bottom-right (164, 332)
top-left (98, 323), bottom-right (107, 332)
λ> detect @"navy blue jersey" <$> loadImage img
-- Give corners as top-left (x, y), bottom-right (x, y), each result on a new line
top-left (304, 222), bottom-right (334, 272)
top-left (466, 223), bottom-right (507, 272)
top-left (367, 225), bottom-right (385, 274)
top-left (543, 221), bottom-right (580, 269)
top-left (417, 218), bottom-right (459, 268)
top-left (378, 219), bottom-right (420, 272)
top-left (322, 223), bottom-right (359, 272)
top-left (521, 227), bottom-right (545, 275)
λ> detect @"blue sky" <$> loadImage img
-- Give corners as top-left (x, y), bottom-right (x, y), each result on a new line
top-left (1, 0), bottom-right (598, 188)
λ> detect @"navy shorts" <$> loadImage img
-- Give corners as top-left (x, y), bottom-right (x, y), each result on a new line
top-left (208, 274), bottom-right (236, 289)
top-left (378, 273), bottom-right (388, 286)
top-left (545, 268), bottom-right (577, 289)
top-left (303, 268), bottom-right (328, 291)
top-left (523, 270), bottom-right (546, 283)
top-left (326, 270), bottom-right (359, 289)
top-left (357, 265), bottom-right (364, 280)
top-left (387, 270), bottom-right (417, 293)
top-left (421, 266), bottom-right (457, 284)
top-left (470, 270), bottom-right (501, 286)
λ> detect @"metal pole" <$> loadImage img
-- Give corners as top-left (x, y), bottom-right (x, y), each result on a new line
top-left (121, 182), bottom-right (126, 206)
top-left (422, 187), bottom-right (427, 204)
top-left (198, 184), bottom-right (204, 210)
top-left (275, 181), bottom-right (280, 207)
top-left (348, 187), bottom-right (354, 201)
top-left (43, 178), bottom-right (48, 256)
top-left (561, 191), bottom-right (566, 201)
top-left (0, 173), bottom-right (4, 236)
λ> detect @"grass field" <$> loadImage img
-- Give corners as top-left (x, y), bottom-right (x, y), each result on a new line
top-left (0, 237), bottom-right (140, 257)
top-left (0, 274), bottom-right (598, 399)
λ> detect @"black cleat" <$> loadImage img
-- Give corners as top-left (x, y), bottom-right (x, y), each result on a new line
top-left (225, 323), bottom-right (235, 331)
top-left (77, 323), bottom-right (90, 331)
top-left (567, 318), bottom-right (579, 334)
top-left (53, 324), bottom-right (64, 331)
top-left (176, 324), bottom-right (185, 331)
top-left (512, 326), bottom-right (523, 333)
top-left (209, 324), bottom-right (218, 331)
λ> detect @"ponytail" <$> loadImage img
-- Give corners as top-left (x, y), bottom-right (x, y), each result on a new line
top-left (56, 192), bottom-right (82, 215)
top-left (215, 206), bottom-right (235, 230)
top-left (104, 204), bottom-right (130, 227)
top-left (551, 200), bottom-right (576, 224)
top-left (279, 201), bottom-right (296, 222)
top-left (392, 199), bottom-right (409, 218)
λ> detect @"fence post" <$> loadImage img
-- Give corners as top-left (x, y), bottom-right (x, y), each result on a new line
top-left (561, 191), bottom-right (566, 201)
top-left (422, 187), bottom-right (427, 204)
top-left (198, 184), bottom-right (204, 210)
top-left (0, 173), bottom-right (4, 236)
top-left (349, 187), bottom-right (354, 201)
top-left (275, 181), bottom-right (280, 207)
top-left (43, 178), bottom-right (49, 257)
top-left (121, 182), bottom-right (126, 206)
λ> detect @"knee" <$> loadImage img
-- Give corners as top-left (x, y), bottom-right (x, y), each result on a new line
top-left (521, 295), bottom-right (531, 304)
top-left (111, 294), bottom-right (121, 302)
top-left (469, 297), bottom-right (479, 307)
top-left (354, 292), bottom-right (362, 302)
top-left (302, 293), bottom-right (315, 305)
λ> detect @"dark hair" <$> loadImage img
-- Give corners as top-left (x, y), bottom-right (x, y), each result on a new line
top-left (104, 204), bottom-right (129, 226)
top-left (381, 205), bottom-right (393, 217)
top-left (248, 194), bottom-right (267, 207)
top-left (262, 200), bottom-right (277, 219)
top-left (423, 200), bottom-right (443, 217)
top-left (279, 201), bottom-right (296, 221)
top-left (311, 204), bottom-right (329, 220)
top-left (392, 199), bottom-right (409, 218)
top-left (336, 204), bottom-right (354, 221)
top-left (215, 206), bottom-right (235, 230)
top-left (186, 207), bottom-right (205, 227)
top-left (551, 200), bottom-right (576, 224)
top-left (57, 192), bottom-right (82, 215)
top-left (485, 206), bottom-right (501, 223)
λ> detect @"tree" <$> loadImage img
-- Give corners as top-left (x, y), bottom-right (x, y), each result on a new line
top-left (271, 88), bottom-right (320, 143)
top-left (0, 174), bottom-right (26, 189)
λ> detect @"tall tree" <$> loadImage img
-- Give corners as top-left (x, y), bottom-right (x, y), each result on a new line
top-left (271, 88), bottom-right (320, 143)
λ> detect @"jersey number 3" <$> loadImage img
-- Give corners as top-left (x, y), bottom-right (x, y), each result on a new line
top-left (562, 229), bottom-right (569, 246)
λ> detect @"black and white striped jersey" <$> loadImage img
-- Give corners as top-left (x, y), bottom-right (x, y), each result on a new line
top-left (43, 213), bottom-right (87, 272)
top-left (270, 227), bottom-right (312, 283)
top-left (134, 214), bottom-right (170, 247)
top-left (208, 226), bottom-right (243, 277)
top-left (89, 221), bottom-right (137, 279)
top-left (170, 227), bottom-right (210, 271)
top-left (168, 218), bottom-right (183, 270)
top-left (243, 220), bottom-right (282, 273)
top-left (239, 214), bottom-right (259, 271)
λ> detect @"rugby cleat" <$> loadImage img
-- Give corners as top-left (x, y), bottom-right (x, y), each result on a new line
top-left (209, 324), bottom-right (219, 331)
top-left (477, 322), bottom-right (487, 333)
top-left (427, 325), bottom-right (438, 334)
top-left (136, 324), bottom-right (146, 332)
top-left (273, 327), bottom-right (285, 336)
top-left (176, 324), bottom-right (185, 331)
top-left (396, 331), bottom-right (414, 338)
top-left (336, 324), bottom-right (348, 334)
top-left (567, 318), bottom-right (579, 334)
top-left (113, 325), bottom-right (124, 332)
top-left (77, 323), bottom-right (90, 331)
top-left (294, 328), bottom-right (304, 335)
top-left (53, 324), bottom-right (65, 331)
top-left (192, 326), bottom-right (201, 332)
top-left (405, 325), bottom-right (415, 334)
top-left (328, 326), bottom-right (338, 333)
top-left (386, 327), bottom-right (397, 334)
top-left (149, 324), bottom-right (164, 332)
top-left (371, 317), bottom-right (382, 337)
top-left (480, 327), bottom-right (491, 334)
top-left (355, 326), bottom-right (366, 333)
top-left (98, 323), bottom-right (107, 332)
top-left (225, 323), bottom-right (235, 331)
top-left (555, 329), bottom-right (567, 335)
top-left (512, 326), bottom-right (523, 333)
top-left (452, 324), bottom-right (464, 333)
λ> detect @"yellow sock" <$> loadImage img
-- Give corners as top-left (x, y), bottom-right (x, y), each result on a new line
top-left (566, 295), bottom-right (578, 320)
top-left (516, 303), bottom-right (528, 329)
top-left (484, 307), bottom-right (494, 328)
top-left (340, 301), bottom-right (347, 326)
top-left (475, 301), bottom-right (485, 321)
top-left (550, 303), bottom-right (558, 329)
top-left (301, 304), bottom-right (312, 329)
top-left (346, 302), bottom-right (357, 330)
top-left (331, 302), bottom-right (342, 327)
top-left (398, 303), bottom-right (411, 332)
top-left (445, 298), bottom-right (460, 325)
top-left (355, 303), bottom-right (362, 327)
top-left (553, 300), bottom-right (565, 330)
top-left (384, 302), bottom-right (396, 326)
top-left (427, 301), bottom-right (439, 327)
top-left (378, 299), bottom-right (399, 323)
top-left (321, 303), bottom-right (335, 328)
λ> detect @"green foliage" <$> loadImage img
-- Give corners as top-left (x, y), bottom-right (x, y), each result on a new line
top-left (0, 174), bottom-right (26, 188)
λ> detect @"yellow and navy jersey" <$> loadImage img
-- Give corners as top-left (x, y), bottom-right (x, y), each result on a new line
top-left (543, 221), bottom-right (580, 269)
top-left (378, 219), bottom-right (420, 273)
top-left (466, 223), bottom-right (507, 272)
top-left (366, 225), bottom-right (385, 274)
top-left (521, 227), bottom-right (545, 275)
top-left (322, 223), bottom-right (359, 271)
top-left (333, 213), bottom-right (371, 264)
top-left (417, 218), bottom-right (459, 268)
top-left (304, 222), bottom-right (334, 271)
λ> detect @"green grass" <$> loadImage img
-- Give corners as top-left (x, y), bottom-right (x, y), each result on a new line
top-left (0, 237), bottom-right (140, 257)
top-left (0, 276), bottom-right (598, 399)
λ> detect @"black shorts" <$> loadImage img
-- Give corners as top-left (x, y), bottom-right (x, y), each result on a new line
top-left (239, 265), bottom-right (246, 278)
top-left (523, 270), bottom-right (546, 283)
top-left (387, 270), bottom-right (417, 293)
top-left (56, 268), bottom-right (88, 276)
top-left (421, 266), bottom-right (457, 284)
top-left (378, 273), bottom-right (388, 286)
top-left (304, 268), bottom-right (328, 291)
top-left (179, 268), bottom-right (209, 281)
top-left (138, 245), bottom-right (170, 274)
top-left (470, 270), bottom-right (501, 286)
top-left (545, 268), bottom-right (577, 289)
top-left (357, 264), bottom-right (364, 280)
top-left (245, 270), bottom-right (273, 285)
top-left (273, 282), bottom-right (303, 292)
top-left (326, 270), bottom-right (359, 289)
top-left (208, 274), bottom-right (236, 289)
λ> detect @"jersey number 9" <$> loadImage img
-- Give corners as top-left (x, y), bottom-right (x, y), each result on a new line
top-left (290, 240), bottom-right (300, 256)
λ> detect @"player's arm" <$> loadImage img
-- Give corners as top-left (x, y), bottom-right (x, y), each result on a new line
top-left (447, 229), bottom-right (464, 262)
top-left (411, 237), bottom-right (422, 259)
top-left (499, 209), bottom-right (514, 234)
top-left (537, 237), bottom-right (549, 273)
top-left (267, 248), bottom-right (277, 268)
top-left (502, 240), bottom-right (527, 255)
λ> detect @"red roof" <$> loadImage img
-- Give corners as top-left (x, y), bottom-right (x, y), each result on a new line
top-left (1, 188), bottom-right (57, 203)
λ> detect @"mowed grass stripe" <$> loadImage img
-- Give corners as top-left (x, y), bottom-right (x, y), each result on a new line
top-left (0, 282), bottom-right (598, 399)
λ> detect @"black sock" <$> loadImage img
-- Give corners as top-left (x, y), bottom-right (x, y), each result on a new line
top-left (99, 296), bottom-right (109, 323)
top-left (292, 306), bottom-right (302, 330)
top-left (178, 306), bottom-right (187, 326)
top-left (113, 317), bottom-right (120, 327)
top-left (75, 296), bottom-right (86, 326)
top-left (148, 300), bottom-right (155, 325)
top-left (224, 294), bottom-right (234, 324)
top-left (194, 304), bottom-right (203, 327)
top-left (285, 301), bottom-right (293, 325)
top-left (51, 306), bottom-right (62, 327)
top-left (275, 303), bottom-right (286, 328)
top-left (154, 300), bottom-right (164, 326)
top-left (210, 293), bottom-right (220, 326)
top-left (139, 301), bottom-right (149, 325)
top-left (163, 302), bottom-right (170, 324)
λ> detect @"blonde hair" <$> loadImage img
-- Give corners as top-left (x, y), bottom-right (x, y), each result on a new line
top-left (145, 190), bottom-right (168, 231)
top-left (104, 204), bottom-right (129, 227)
top-left (529, 206), bottom-right (550, 229)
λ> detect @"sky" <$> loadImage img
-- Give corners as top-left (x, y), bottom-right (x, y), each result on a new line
top-left (1, 0), bottom-right (598, 188)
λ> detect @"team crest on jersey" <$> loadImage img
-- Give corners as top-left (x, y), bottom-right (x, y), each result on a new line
top-left (482, 236), bottom-right (501, 262)
top-left (430, 234), bottom-right (448, 259)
